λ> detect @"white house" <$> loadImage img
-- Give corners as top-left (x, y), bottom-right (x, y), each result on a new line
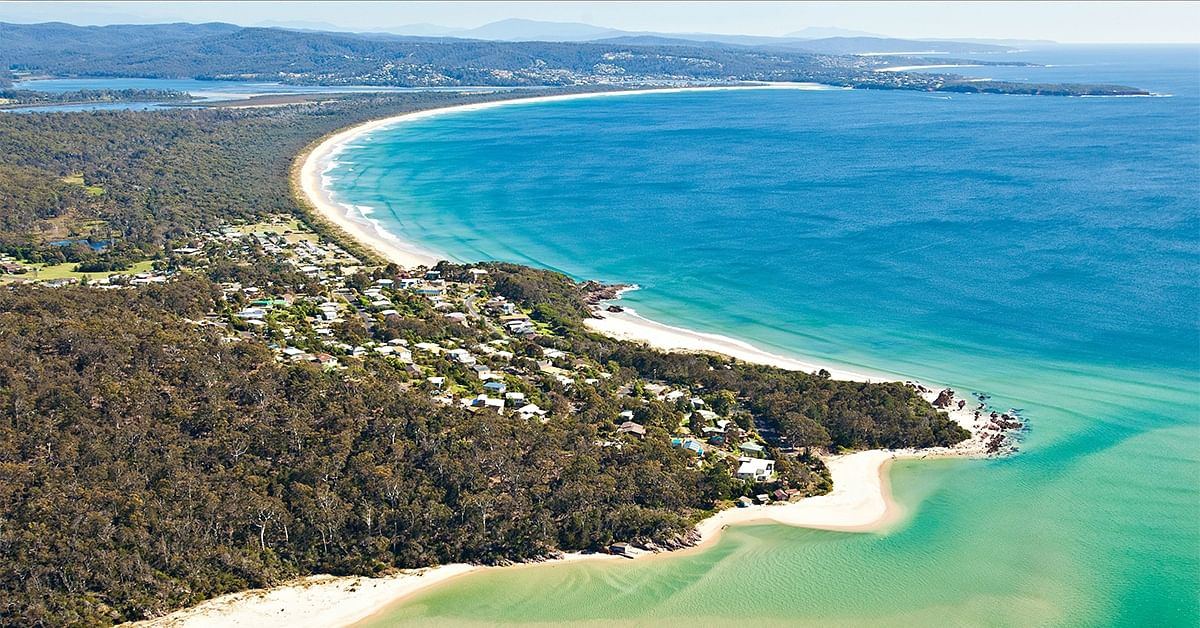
top-left (446, 348), bottom-right (476, 364)
top-left (504, 319), bottom-right (535, 334)
top-left (735, 457), bottom-right (776, 482)
top-left (517, 403), bottom-right (548, 419)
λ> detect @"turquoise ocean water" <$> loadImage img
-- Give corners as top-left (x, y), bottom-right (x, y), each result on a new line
top-left (324, 47), bottom-right (1200, 626)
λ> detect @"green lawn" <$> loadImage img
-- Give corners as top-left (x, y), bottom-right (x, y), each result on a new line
top-left (1, 259), bottom-right (157, 284)
top-left (60, 172), bottom-right (105, 198)
top-left (61, 173), bottom-right (105, 196)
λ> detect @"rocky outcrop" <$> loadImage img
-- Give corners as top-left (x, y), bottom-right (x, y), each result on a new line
top-left (932, 388), bottom-right (955, 409)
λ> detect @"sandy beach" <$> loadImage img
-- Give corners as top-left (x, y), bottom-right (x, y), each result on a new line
top-left (129, 565), bottom-right (479, 628)
top-left (137, 86), bottom-right (1011, 628)
top-left (585, 302), bottom-right (889, 383)
top-left (131, 552), bottom-right (633, 628)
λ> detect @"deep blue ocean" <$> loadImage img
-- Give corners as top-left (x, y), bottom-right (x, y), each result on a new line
top-left (328, 46), bottom-right (1200, 625)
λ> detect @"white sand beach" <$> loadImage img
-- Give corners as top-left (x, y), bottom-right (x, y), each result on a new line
top-left (585, 304), bottom-right (889, 383)
top-left (129, 565), bottom-right (478, 628)
top-left (138, 86), bottom-right (1009, 628)
top-left (130, 551), bottom-right (630, 628)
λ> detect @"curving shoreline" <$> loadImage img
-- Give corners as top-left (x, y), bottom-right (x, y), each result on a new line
top-left (297, 83), bottom-right (841, 270)
top-left (131, 85), bottom-right (1009, 628)
top-left (134, 450), bottom-right (960, 628)
top-left (585, 299), bottom-right (890, 383)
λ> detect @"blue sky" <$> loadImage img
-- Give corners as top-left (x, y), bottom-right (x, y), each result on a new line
top-left (2, 1), bottom-right (1197, 43)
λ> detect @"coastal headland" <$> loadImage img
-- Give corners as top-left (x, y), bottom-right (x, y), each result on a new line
top-left (128, 86), bottom-right (1024, 628)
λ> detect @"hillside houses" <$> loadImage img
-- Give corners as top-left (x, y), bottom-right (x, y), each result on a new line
top-left (5, 214), bottom-right (800, 493)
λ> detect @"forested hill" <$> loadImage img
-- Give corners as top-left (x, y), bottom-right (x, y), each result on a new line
top-left (0, 21), bottom-right (1148, 95)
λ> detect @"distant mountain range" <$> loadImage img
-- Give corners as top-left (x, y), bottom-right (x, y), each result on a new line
top-left (252, 17), bottom-right (1034, 54)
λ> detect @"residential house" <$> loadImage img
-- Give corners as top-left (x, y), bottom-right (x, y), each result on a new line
top-left (517, 403), bottom-right (548, 420)
top-left (446, 348), bottom-right (476, 365)
top-left (504, 319), bottom-right (535, 335)
top-left (617, 421), bottom-right (646, 437)
top-left (739, 442), bottom-right (766, 457)
top-left (315, 353), bottom-right (339, 368)
top-left (671, 438), bottom-right (705, 456)
top-left (236, 307), bottom-right (267, 320)
top-left (735, 457), bottom-right (776, 482)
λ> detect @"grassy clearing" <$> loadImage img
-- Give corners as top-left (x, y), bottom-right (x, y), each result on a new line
top-left (0, 259), bottom-right (157, 284)
top-left (61, 173), bottom-right (106, 196)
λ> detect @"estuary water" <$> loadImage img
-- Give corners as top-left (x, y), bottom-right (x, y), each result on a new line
top-left (4, 77), bottom-right (502, 113)
top-left (325, 46), bottom-right (1200, 626)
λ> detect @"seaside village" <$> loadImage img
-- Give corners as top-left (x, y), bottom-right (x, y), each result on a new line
top-left (1, 215), bottom-right (1021, 553)
top-left (0, 217), bottom-right (811, 499)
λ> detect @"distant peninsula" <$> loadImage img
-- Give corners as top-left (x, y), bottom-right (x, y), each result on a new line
top-left (0, 22), bottom-right (1149, 97)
